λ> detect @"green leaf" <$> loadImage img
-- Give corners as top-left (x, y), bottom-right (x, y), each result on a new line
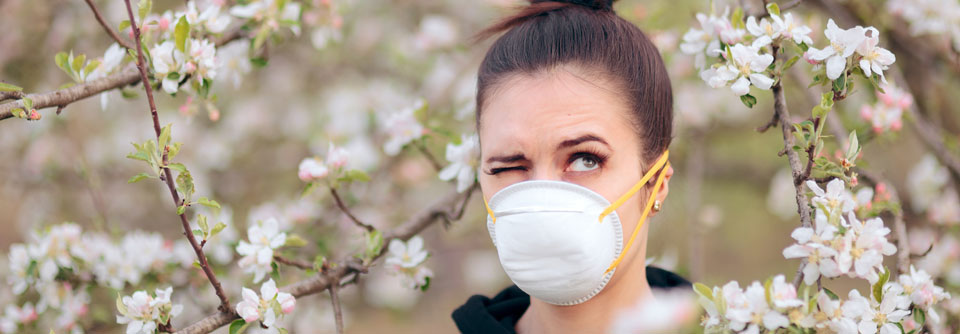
top-left (176, 169), bottom-right (195, 202)
top-left (832, 73), bottom-right (846, 94)
top-left (192, 260), bottom-right (202, 269)
top-left (872, 267), bottom-right (890, 303)
top-left (338, 169), bottom-right (371, 183)
top-left (118, 20), bottom-right (131, 33)
top-left (211, 222), bottom-right (227, 236)
top-left (364, 229), bottom-right (383, 260)
top-left (0, 82), bottom-right (23, 92)
top-left (693, 282), bottom-right (714, 301)
top-left (270, 261), bottom-right (280, 281)
top-left (159, 123), bottom-right (172, 149)
top-left (763, 277), bottom-right (773, 306)
top-left (178, 205), bottom-right (186, 215)
top-left (782, 55), bottom-right (800, 71)
top-left (914, 307), bottom-right (926, 325)
top-left (167, 163), bottom-right (187, 173)
top-left (766, 2), bottom-right (781, 16)
top-left (127, 172), bottom-right (151, 183)
top-left (284, 235), bottom-right (308, 247)
top-left (250, 57), bottom-right (268, 68)
top-left (22, 97), bottom-right (33, 111)
top-left (83, 59), bottom-right (101, 76)
top-left (138, 0), bottom-right (152, 22)
top-left (739, 94), bottom-right (757, 108)
top-left (197, 197), bottom-right (221, 209)
top-left (228, 319), bottom-right (247, 334)
top-left (175, 16), bottom-right (190, 53)
top-left (731, 7), bottom-right (745, 30)
top-left (72, 53), bottom-right (86, 73)
top-left (822, 287), bottom-right (839, 300)
top-left (301, 181), bottom-right (320, 198)
top-left (11, 108), bottom-right (25, 119)
top-left (845, 130), bottom-right (860, 161)
top-left (55, 52), bottom-right (69, 74)
top-left (419, 276), bottom-right (431, 292)
top-left (197, 214), bottom-right (209, 235)
top-left (126, 151), bottom-right (151, 162)
top-left (168, 142), bottom-right (183, 159)
top-left (116, 294), bottom-right (128, 315)
top-left (121, 88), bottom-right (139, 99)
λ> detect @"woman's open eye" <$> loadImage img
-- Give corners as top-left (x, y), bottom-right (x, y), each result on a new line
top-left (569, 154), bottom-right (601, 172)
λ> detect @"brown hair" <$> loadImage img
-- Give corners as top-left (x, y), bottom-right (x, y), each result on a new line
top-left (475, 0), bottom-right (673, 163)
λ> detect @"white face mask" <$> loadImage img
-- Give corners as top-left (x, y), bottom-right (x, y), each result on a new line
top-left (483, 151), bottom-right (670, 306)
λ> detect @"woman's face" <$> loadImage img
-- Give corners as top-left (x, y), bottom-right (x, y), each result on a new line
top-left (477, 66), bottom-right (672, 273)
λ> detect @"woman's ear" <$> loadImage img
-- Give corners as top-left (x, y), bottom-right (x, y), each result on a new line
top-left (651, 164), bottom-right (674, 215)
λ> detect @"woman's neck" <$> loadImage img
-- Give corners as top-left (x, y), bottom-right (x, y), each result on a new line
top-left (515, 257), bottom-right (653, 334)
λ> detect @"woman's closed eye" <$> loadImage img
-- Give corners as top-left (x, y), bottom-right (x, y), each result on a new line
top-left (486, 166), bottom-right (527, 175)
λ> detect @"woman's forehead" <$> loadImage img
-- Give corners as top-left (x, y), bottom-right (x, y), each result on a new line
top-left (478, 70), bottom-right (636, 155)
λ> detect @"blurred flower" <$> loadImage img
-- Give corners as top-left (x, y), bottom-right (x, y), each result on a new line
top-left (609, 289), bottom-right (699, 333)
top-left (187, 38), bottom-right (218, 82)
top-left (0, 303), bottom-right (36, 334)
top-left (216, 40), bottom-right (253, 89)
top-left (298, 157), bottom-right (328, 182)
top-left (237, 218), bottom-right (287, 282)
top-left (779, 13), bottom-right (814, 46)
top-left (806, 19), bottom-right (866, 80)
top-left (326, 142), bottom-right (349, 169)
top-left (385, 236), bottom-right (433, 290)
top-left (907, 155), bottom-right (950, 212)
top-left (151, 41), bottom-right (187, 94)
top-left (415, 15), bottom-right (459, 51)
top-left (680, 9), bottom-right (732, 67)
top-left (439, 134), bottom-right (479, 193)
top-left (381, 100), bottom-right (425, 156)
top-left (899, 265), bottom-right (951, 323)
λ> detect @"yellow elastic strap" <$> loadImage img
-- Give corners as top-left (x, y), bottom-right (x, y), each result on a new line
top-left (484, 197), bottom-right (496, 224)
top-left (598, 150), bottom-right (670, 223)
top-left (604, 161), bottom-right (669, 275)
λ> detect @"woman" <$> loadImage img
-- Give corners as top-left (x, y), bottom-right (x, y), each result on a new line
top-left (451, 0), bottom-right (690, 333)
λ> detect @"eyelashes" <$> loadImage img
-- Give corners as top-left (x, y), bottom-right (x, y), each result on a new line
top-left (484, 150), bottom-right (609, 175)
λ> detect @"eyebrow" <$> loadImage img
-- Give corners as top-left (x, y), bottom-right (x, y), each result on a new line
top-left (557, 134), bottom-right (610, 150)
top-left (485, 153), bottom-right (528, 164)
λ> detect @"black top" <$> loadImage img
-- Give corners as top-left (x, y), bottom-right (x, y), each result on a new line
top-left (451, 266), bottom-right (691, 334)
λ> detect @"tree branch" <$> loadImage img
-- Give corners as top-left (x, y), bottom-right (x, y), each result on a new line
top-left (273, 255), bottom-right (312, 270)
top-left (329, 284), bottom-right (345, 334)
top-left (83, 0), bottom-right (134, 49)
top-left (767, 43), bottom-right (815, 287)
top-left (0, 29), bottom-right (244, 122)
top-left (123, 0), bottom-right (231, 313)
top-left (173, 186), bottom-right (476, 334)
top-left (329, 188), bottom-right (375, 232)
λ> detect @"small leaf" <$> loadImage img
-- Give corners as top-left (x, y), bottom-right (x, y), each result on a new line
top-left (284, 235), bottom-right (308, 247)
top-left (782, 55), bottom-right (800, 71)
top-left (192, 260), bottom-right (202, 269)
top-left (739, 94), bottom-right (757, 108)
top-left (197, 214), bottom-right (209, 235)
top-left (159, 123), bottom-right (172, 149)
top-left (301, 181), bottom-right (320, 198)
top-left (211, 222), bottom-right (227, 236)
top-left (228, 319), bottom-right (247, 334)
top-left (167, 163), bottom-right (187, 173)
top-left (118, 20), bottom-right (131, 33)
top-left (128, 172), bottom-right (151, 183)
top-left (822, 287), bottom-right (839, 300)
top-left (22, 97), bottom-right (33, 111)
top-left (270, 261), bottom-right (280, 281)
top-left (693, 282), bottom-right (714, 301)
top-left (175, 16), bottom-right (190, 53)
top-left (178, 205), bottom-right (186, 215)
top-left (914, 307), bottom-right (925, 325)
top-left (176, 169), bottom-right (195, 202)
top-left (121, 88), bottom-right (139, 99)
top-left (198, 197), bottom-right (221, 209)
top-left (250, 57), bottom-right (268, 68)
top-left (338, 169), bottom-right (371, 183)
top-left (138, 0), bottom-right (152, 22)
top-left (0, 82), bottom-right (23, 92)
top-left (766, 2), bottom-right (781, 16)
top-left (116, 294), bottom-right (128, 314)
top-left (71, 53), bottom-right (86, 73)
top-left (55, 52), bottom-right (68, 72)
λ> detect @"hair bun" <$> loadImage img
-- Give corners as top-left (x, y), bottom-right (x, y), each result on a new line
top-left (530, 0), bottom-right (614, 11)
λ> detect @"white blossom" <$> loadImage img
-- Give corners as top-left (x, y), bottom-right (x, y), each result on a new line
top-left (116, 287), bottom-right (183, 334)
top-left (297, 157), bottom-right (328, 182)
top-left (699, 43), bottom-right (774, 96)
top-left (438, 134), bottom-right (479, 193)
top-left (151, 41), bottom-right (187, 94)
top-left (235, 279), bottom-right (295, 330)
top-left (746, 15), bottom-right (784, 48)
top-left (385, 236), bottom-right (433, 289)
top-left (779, 13), bottom-right (814, 46)
top-left (856, 27), bottom-right (896, 83)
top-left (236, 218), bottom-right (287, 282)
top-left (380, 100), bottom-right (425, 156)
top-left (806, 19), bottom-right (867, 80)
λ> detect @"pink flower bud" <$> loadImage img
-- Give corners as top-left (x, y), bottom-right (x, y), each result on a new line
top-left (850, 175), bottom-right (858, 187)
top-left (28, 109), bottom-right (41, 120)
top-left (277, 292), bottom-right (296, 314)
top-left (860, 105), bottom-right (873, 120)
top-left (159, 18), bottom-right (170, 31)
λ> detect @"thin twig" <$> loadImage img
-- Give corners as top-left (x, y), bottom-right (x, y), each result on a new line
top-left (173, 186), bottom-right (477, 334)
top-left (767, 42), bottom-right (815, 287)
top-left (273, 255), bottom-right (312, 270)
top-left (416, 142), bottom-right (444, 172)
top-left (123, 0), bottom-right (231, 313)
top-left (83, 0), bottom-right (134, 49)
top-left (329, 188), bottom-right (375, 232)
top-left (329, 284), bottom-right (345, 334)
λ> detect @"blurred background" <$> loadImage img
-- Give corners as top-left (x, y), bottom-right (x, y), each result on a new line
top-left (1, 0), bottom-right (959, 333)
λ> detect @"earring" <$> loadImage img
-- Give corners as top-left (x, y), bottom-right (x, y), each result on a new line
top-left (653, 200), bottom-right (662, 212)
